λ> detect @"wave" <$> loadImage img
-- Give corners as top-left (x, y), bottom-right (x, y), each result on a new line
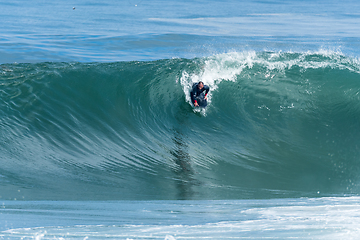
top-left (1, 50), bottom-right (360, 200)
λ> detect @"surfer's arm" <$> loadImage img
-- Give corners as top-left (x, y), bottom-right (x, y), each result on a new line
top-left (190, 87), bottom-right (197, 103)
top-left (204, 85), bottom-right (210, 99)
top-left (190, 91), bottom-right (196, 102)
top-left (192, 95), bottom-right (199, 106)
top-left (204, 85), bottom-right (209, 95)
top-left (190, 90), bottom-right (199, 106)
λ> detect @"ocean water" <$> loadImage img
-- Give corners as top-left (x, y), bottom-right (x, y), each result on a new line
top-left (1, 0), bottom-right (360, 239)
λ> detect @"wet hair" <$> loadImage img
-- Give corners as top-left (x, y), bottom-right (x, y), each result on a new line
top-left (198, 81), bottom-right (204, 85)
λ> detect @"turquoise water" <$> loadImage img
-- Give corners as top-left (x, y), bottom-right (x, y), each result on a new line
top-left (1, 0), bottom-right (360, 239)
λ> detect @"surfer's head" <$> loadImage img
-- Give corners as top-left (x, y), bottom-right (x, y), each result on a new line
top-left (198, 81), bottom-right (204, 89)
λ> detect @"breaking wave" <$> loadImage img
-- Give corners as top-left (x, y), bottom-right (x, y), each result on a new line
top-left (1, 50), bottom-right (360, 200)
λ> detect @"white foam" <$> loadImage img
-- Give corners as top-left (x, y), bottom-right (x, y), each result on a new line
top-left (179, 50), bottom-right (360, 108)
top-left (3, 197), bottom-right (360, 239)
top-left (179, 51), bottom-right (258, 109)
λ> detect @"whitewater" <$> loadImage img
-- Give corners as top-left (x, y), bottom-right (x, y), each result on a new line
top-left (2, 0), bottom-right (360, 239)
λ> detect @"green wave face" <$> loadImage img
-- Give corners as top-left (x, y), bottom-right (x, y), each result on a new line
top-left (1, 51), bottom-right (360, 200)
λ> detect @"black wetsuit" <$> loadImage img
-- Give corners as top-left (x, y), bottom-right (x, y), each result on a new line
top-left (190, 83), bottom-right (210, 107)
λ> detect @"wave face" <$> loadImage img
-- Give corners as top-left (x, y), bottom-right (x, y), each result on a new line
top-left (1, 51), bottom-right (360, 200)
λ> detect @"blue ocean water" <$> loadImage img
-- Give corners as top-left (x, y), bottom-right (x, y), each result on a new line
top-left (1, 0), bottom-right (360, 63)
top-left (1, 0), bottom-right (360, 239)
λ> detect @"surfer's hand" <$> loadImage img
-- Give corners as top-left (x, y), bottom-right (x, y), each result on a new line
top-left (194, 102), bottom-right (199, 107)
top-left (204, 95), bottom-right (207, 100)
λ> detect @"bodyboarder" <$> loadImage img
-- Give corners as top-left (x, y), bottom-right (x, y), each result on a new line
top-left (190, 81), bottom-right (210, 107)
